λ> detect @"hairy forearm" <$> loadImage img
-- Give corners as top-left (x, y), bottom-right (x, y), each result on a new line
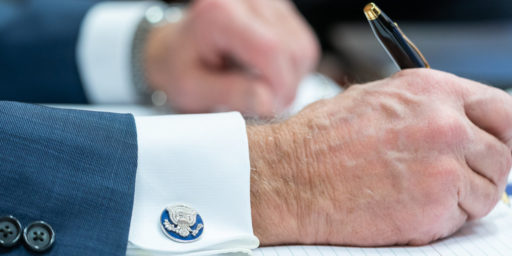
top-left (248, 124), bottom-right (301, 245)
top-left (248, 120), bottom-right (331, 245)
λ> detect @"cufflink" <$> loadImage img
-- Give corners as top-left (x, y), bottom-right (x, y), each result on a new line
top-left (160, 204), bottom-right (204, 243)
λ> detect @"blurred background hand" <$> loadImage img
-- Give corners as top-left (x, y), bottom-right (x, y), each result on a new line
top-left (145, 0), bottom-right (319, 116)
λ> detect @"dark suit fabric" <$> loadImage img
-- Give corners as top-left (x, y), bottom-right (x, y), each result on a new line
top-left (0, 0), bottom-right (101, 103)
top-left (0, 101), bottom-right (138, 255)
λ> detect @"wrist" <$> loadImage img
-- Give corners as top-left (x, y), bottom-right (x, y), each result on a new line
top-left (144, 22), bottom-right (178, 92)
top-left (142, 5), bottom-right (186, 94)
top-left (247, 122), bottom-right (304, 245)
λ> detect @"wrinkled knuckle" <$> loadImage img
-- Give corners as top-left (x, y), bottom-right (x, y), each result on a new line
top-left (393, 69), bottom-right (448, 93)
top-left (427, 111), bottom-right (470, 147)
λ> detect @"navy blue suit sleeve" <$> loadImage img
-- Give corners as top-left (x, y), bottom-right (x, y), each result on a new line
top-left (0, 101), bottom-right (138, 255)
top-left (0, 0), bottom-right (102, 104)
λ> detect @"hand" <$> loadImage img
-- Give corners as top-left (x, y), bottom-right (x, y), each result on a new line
top-left (145, 0), bottom-right (319, 116)
top-left (248, 69), bottom-right (512, 246)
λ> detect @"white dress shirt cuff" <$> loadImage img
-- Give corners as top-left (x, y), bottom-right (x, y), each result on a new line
top-left (130, 112), bottom-right (259, 255)
top-left (77, 1), bottom-right (160, 104)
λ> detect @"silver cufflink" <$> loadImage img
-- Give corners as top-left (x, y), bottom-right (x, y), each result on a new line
top-left (160, 204), bottom-right (204, 243)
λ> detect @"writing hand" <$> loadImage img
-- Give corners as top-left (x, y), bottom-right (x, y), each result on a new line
top-left (249, 69), bottom-right (512, 246)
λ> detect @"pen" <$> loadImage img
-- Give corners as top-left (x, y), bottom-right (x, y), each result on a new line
top-left (363, 2), bottom-right (511, 207)
top-left (363, 2), bottom-right (429, 69)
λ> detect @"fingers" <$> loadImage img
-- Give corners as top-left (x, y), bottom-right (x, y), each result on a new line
top-left (459, 79), bottom-right (512, 219)
top-left (247, 0), bottom-right (320, 75)
top-left (465, 124), bottom-right (512, 189)
top-left (459, 162), bottom-right (500, 220)
top-left (215, 15), bottom-right (297, 106)
top-left (461, 78), bottom-right (512, 148)
top-left (461, 123), bottom-right (512, 220)
top-left (391, 70), bottom-right (512, 146)
top-left (188, 0), bottom-right (317, 110)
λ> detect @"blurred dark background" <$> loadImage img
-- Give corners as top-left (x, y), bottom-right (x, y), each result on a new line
top-left (294, 0), bottom-right (512, 48)
top-left (169, 0), bottom-right (512, 89)
top-left (293, 0), bottom-right (512, 88)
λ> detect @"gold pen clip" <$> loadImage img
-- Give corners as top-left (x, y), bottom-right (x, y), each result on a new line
top-left (394, 23), bottom-right (430, 68)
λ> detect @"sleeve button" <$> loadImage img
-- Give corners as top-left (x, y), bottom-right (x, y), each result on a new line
top-left (0, 216), bottom-right (22, 248)
top-left (23, 221), bottom-right (55, 253)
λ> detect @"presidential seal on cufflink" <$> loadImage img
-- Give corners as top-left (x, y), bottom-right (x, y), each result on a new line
top-left (160, 204), bottom-right (204, 243)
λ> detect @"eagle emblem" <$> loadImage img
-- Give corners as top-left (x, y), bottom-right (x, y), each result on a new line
top-left (160, 205), bottom-right (204, 242)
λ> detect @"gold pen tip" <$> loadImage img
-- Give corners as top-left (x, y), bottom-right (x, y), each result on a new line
top-left (364, 3), bottom-right (381, 21)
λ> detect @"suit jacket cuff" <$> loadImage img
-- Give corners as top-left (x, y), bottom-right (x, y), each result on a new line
top-left (130, 112), bottom-right (259, 255)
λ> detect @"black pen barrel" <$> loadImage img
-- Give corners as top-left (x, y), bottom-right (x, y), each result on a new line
top-left (364, 3), bottom-right (428, 69)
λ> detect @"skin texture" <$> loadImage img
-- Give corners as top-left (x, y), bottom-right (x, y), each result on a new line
top-left (248, 69), bottom-right (512, 246)
top-left (145, 0), bottom-right (319, 116)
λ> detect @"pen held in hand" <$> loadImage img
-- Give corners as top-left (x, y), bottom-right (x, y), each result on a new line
top-left (363, 2), bottom-right (429, 69)
top-left (364, 2), bottom-right (511, 207)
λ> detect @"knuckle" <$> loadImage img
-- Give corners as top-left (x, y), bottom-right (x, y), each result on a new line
top-left (425, 111), bottom-right (470, 147)
top-left (392, 69), bottom-right (458, 95)
top-left (392, 69), bottom-right (436, 94)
